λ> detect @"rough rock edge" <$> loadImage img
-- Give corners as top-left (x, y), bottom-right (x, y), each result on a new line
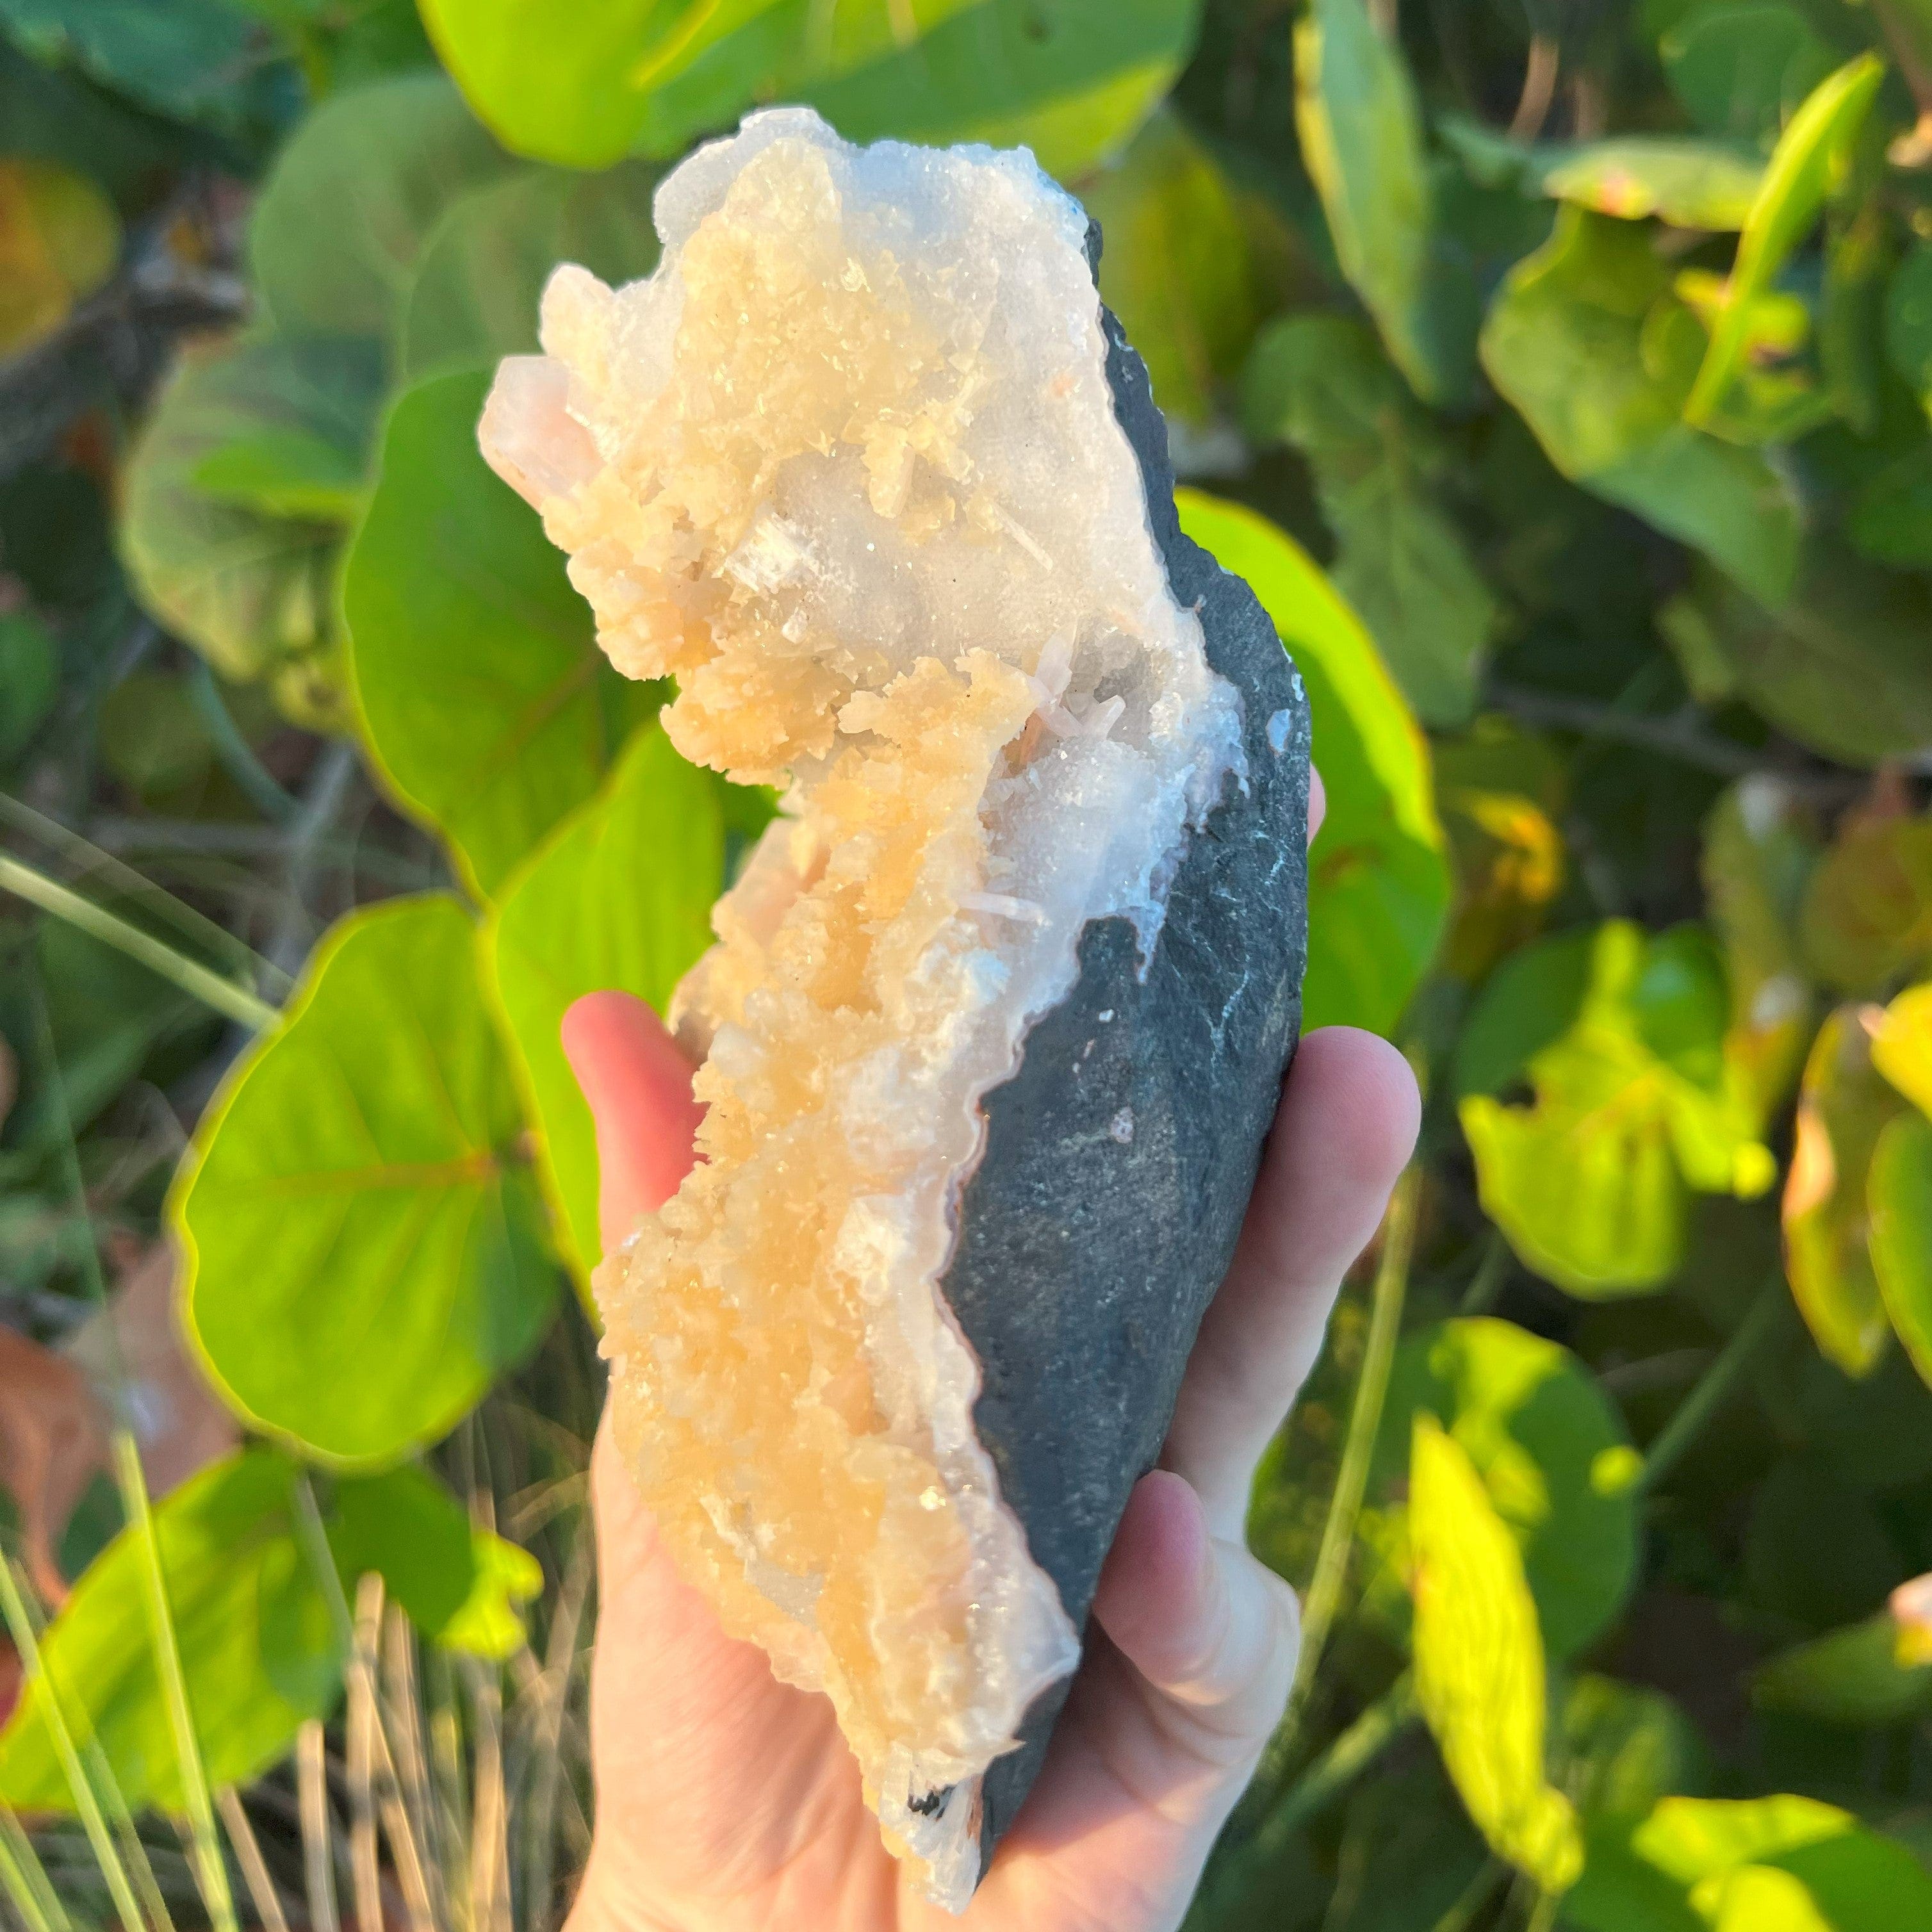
top-left (931, 225), bottom-right (1312, 1879)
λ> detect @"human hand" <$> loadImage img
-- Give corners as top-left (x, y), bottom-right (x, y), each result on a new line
top-left (560, 771), bottom-right (1419, 1932)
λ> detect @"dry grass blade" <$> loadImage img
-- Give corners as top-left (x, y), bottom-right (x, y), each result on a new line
top-left (517, 1536), bottom-right (594, 1931)
top-left (382, 1606), bottom-right (450, 1932)
top-left (349, 1575), bottom-right (386, 1932)
top-left (215, 1788), bottom-right (289, 1932)
top-left (464, 1662), bottom-right (511, 1932)
top-left (298, 1720), bottom-right (341, 1932)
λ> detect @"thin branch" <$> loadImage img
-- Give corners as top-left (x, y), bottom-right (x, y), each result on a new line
top-left (1640, 1277), bottom-right (1785, 1492)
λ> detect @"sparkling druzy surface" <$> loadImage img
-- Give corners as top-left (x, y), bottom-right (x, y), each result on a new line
top-left (480, 108), bottom-right (1307, 1908)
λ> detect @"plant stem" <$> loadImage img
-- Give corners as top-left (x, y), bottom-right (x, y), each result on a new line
top-left (111, 1432), bottom-right (239, 1932)
top-left (1641, 1278), bottom-right (1785, 1493)
top-left (187, 660), bottom-right (299, 823)
top-left (0, 852), bottom-right (278, 1031)
top-left (1281, 1164), bottom-right (1421, 1740)
top-left (1459, 1227), bottom-right (1510, 1315)
top-left (0, 1559), bottom-right (148, 1932)
top-left (0, 1805), bottom-right (69, 1932)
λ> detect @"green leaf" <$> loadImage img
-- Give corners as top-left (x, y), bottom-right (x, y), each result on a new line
top-left (343, 369), bottom-right (659, 900)
top-left (485, 725), bottom-right (722, 1288)
top-left (249, 72), bottom-right (514, 345)
top-left (1702, 778), bottom-right (1819, 1127)
top-left (1480, 208), bottom-right (1799, 601)
top-left (400, 161), bottom-right (663, 382)
top-left (1754, 1608), bottom-right (1932, 1724)
top-left (1658, 554), bottom-right (1932, 767)
top-left (0, 0), bottom-right (289, 135)
top-left (1540, 137), bottom-right (1765, 229)
top-left (1083, 111), bottom-right (1255, 427)
top-left (1871, 1110), bottom-right (1932, 1390)
top-left (1407, 1415), bottom-right (1584, 1894)
top-left (0, 157), bottom-right (119, 359)
top-left (1241, 315), bottom-right (1494, 726)
top-left (119, 332), bottom-right (386, 728)
top-left (1872, 982), bottom-right (1932, 1118)
top-left (1846, 441), bottom-right (1932, 569)
top-left (425, 0), bottom-right (1197, 180)
top-left (0, 612), bottom-right (58, 764)
top-left (1800, 812), bottom-right (1932, 997)
top-left (1684, 53), bottom-right (1885, 425)
top-left (174, 894), bottom-right (557, 1467)
top-left (188, 425), bottom-right (368, 523)
top-left (1556, 1676), bottom-right (1705, 1824)
top-left (1322, 1759), bottom-right (1489, 1932)
top-left (1660, 3), bottom-right (1839, 149)
top-left (1568, 1796), bottom-right (1932, 1932)
top-left (1885, 241), bottom-right (1932, 409)
top-left (1368, 1317), bottom-right (1641, 1659)
top-left (1459, 922), bottom-right (1776, 1296)
top-left (329, 1466), bottom-right (542, 1660)
top-left (1783, 1003), bottom-right (1905, 1377)
top-left (1293, 0), bottom-right (1469, 402)
top-left (0, 1448), bottom-right (341, 1812)
top-left (1173, 488), bottom-right (1448, 1038)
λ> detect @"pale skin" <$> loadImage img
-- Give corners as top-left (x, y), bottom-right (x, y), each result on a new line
top-left (560, 769), bottom-right (1420, 1932)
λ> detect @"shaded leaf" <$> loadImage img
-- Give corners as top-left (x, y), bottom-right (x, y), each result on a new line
top-left (1846, 439), bottom-right (1932, 568)
top-left (485, 725), bottom-right (722, 1288)
top-left (1541, 137), bottom-right (1764, 229)
top-left (1322, 1758), bottom-right (1488, 1932)
top-left (1083, 111), bottom-right (1256, 427)
top-left (1884, 238), bottom-right (1932, 408)
top-left (1782, 1004), bottom-right (1904, 1376)
top-left (1754, 1607), bottom-right (1932, 1724)
top-left (1407, 1416), bottom-right (1584, 1893)
top-left (1870, 1109), bottom-right (1932, 1388)
top-left (1174, 488), bottom-right (1448, 1038)
top-left (426, 0), bottom-right (1197, 181)
top-left (119, 332), bottom-right (386, 728)
top-left (1703, 777), bottom-right (1819, 1125)
top-left (0, 157), bottom-right (117, 358)
top-left (329, 1465), bottom-right (541, 1660)
top-left (1293, 0), bottom-right (1469, 401)
top-left (1685, 53), bottom-right (1885, 425)
top-left (174, 895), bottom-right (556, 1467)
top-left (1660, 2), bottom-right (1839, 149)
top-left (1557, 1676), bottom-right (1705, 1824)
top-left (1800, 810), bottom-right (1932, 996)
top-left (0, 1448), bottom-right (341, 1812)
top-left (1460, 922), bottom-right (1775, 1296)
top-left (249, 72), bottom-right (513, 346)
top-left (1368, 1317), bottom-right (1642, 1660)
top-left (1241, 314), bottom-right (1493, 725)
top-left (0, 612), bottom-right (57, 764)
top-left (189, 427), bottom-right (366, 523)
top-left (400, 160), bottom-right (662, 382)
top-left (1480, 208), bottom-right (1799, 600)
top-left (344, 369), bottom-right (659, 899)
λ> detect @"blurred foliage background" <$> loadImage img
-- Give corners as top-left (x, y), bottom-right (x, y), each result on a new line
top-left (3, 1), bottom-right (1932, 1928)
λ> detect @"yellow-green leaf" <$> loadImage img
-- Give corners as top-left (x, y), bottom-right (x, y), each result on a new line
top-left (1407, 1416), bottom-right (1584, 1894)
top-left (1871, 982), bottom-right (1932, 1117)
top-left (0, 156), bottom-right (117, 357)
top-left (1870, 1110), bottom-right (1932, 1389)
top-left (1800, 812), bottom-right (1932, 997)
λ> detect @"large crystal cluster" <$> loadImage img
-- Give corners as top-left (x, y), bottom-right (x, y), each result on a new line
top-left (480, 108), bottom-right (1245, 1908)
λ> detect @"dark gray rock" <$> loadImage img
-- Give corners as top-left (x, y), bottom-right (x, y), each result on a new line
top-left (935, 233), bottom-right (1311, 1878)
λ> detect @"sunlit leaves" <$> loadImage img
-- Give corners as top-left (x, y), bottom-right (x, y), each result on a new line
top-left (486, 726), bottom-right (723, 1288)
top-left (1481, 208), bottom-right (1799, 602)
top-left (1368, 1318), bottom-right (1641, 1659)
top-left (1459, 922), bottom-right (1775, 1296)
top-left (0, 157), bottom-right (117, 357)
top-left (119, 333), bottom-right (386, 730)
top-left (1293, 0), bottom-right (1469, 402)
top-left (1782, 1005), bottom-right (1905, 1377)
top-left (1084, 112), bottom-right (1256, 428)
top-left (1540, 138), bottom-right (1764, 229)
top-left (1566, 1795), bottom-right (1932, 1932)
top-left (1869, 1110), bottom-right (1932, 1389)
top-left (1406, 1417), bottom-right (1584, 1895)
top-left (1684, 54), bottom-right (1885, 426)
top-left (424, 0), bottom-right (1197, 180)
top-left (1174, 489), bottom-right (1448, 1038)
top-left (174, 896), bottom-right (555, 1467)
top-left (1241, 315), bottom-right (1494, 726)
top-left (329, 1465), bottom-right (541, 1660)
top-left (248, 72), bottom-right (513, 347)
top-left (344, 370), bottom-right (659, 900)
top-left (0, 1448), bottom-right (341, 1812)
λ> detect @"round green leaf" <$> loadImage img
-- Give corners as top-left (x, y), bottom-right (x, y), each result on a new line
top-left (1368, 1316), bottom-right (1641, 1658)
top-left (401, 161), bottom-right (663, 383)
top-left (0, 1448), bottom-right (341, 1812)
top-left (249, 72), bottom-right (514, 345)
top-left (174, 894), bottom-right (557, 1468)
top-left (485, 724), bottom-right (723, 1288)
top-left (343, 368), bottom-right (660, 900)
top-left (1173, 487), bottom-right (1448, 1038)
top-left (1871, 1109), bottom-right (1932, 1391)
top-left (119, 332), bottom-right (386, 727)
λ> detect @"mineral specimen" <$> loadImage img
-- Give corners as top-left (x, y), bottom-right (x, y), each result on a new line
top-left (480, 108), bottom-right (1308, 1911)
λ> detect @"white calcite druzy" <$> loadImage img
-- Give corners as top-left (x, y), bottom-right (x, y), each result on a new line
top-left (480, 108), bottom-right (1243, 1908)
